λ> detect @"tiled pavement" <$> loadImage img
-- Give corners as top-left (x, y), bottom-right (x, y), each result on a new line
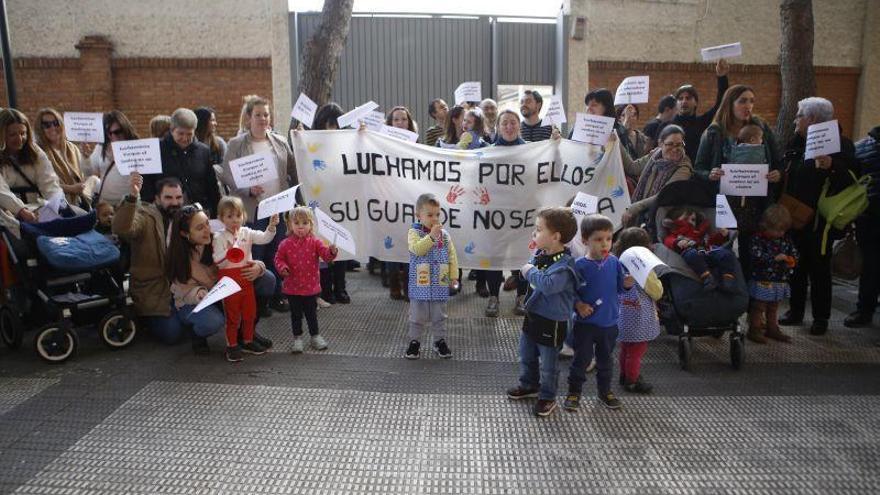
top-left (1, 271), bottom-right (878, 494)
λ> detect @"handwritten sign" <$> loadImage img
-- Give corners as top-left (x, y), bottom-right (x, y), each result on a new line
top-left (229, 151), bottom-right (279, 189)
top-left (571, 113), bottom-right (615, 146)
top-left (720, 164), bottom-right (769, 197)
top-left (701, 42), bottom-right (742, 61)
top-left (620, 246), bottom-right (666, 288)
top-left (193, 276), bottom-right (242, 313)
top-left (381, 125), bottom-right (419, 142)
top-left (540, 95), bottom-right (567, 127)
top-left (315, 207), bottom-right (357, 255)
top-left (64, 112), bottom-right (105, 143)
top-left (111, 138), bottom-right (162, 176)
top-left (257, 185), bottom-right (300, 220)
top-left (614, 76), bottom-right (650, 105)
top-left (337, 101), bottom-right (379, 129)
top-left (570, 191), bottom-right (598, 226)
top-left (454, 81), bottom-right (482, 105)
top-left (804, 120), bottom-right (841, 159)
top-left (715, 194), bottom-right (738, 229)
top-left (291, 92), bottom-right (318, 129)
top-left (363, 111), bottom-right (386, 132)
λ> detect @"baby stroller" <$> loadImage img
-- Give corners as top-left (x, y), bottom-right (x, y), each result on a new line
top-left (649, 180), bottom-right (749, 370)
top-left (0, 210), bottom-right (136, 363)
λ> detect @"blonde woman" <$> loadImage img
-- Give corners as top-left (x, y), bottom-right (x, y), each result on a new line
top-left (33, 108), bottom-right (93, 207)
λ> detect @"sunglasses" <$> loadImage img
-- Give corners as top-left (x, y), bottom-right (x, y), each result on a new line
top-left (41, 120), bottom-right (61, 130)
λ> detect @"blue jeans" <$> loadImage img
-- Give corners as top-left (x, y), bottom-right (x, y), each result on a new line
top-left (250, 216), bottom-right (287, 296)
top-left (518, 332), bottom-right (561, 400)
top-left (144, 271), bottom-right (276, 344)
top-left (681, 247), bottom-right (737, 279)
top-left (569, 323), bottom-right (618, 396)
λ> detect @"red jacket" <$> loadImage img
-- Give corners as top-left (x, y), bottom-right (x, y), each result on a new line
top-left (274, 234), bottom-right (336, 296)
top-left (663, 219), bottom-right (726, 252)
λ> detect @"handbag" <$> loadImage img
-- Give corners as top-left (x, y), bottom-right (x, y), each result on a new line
top-left (778, 164), bottom-right (814, 230)
top-left (831, 231), bottom-right (862, 280)
top-left (816, 170), bottom-right (870, 255)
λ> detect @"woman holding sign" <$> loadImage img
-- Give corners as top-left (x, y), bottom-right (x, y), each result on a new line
top-left (777, 97), bottom-right (859, 336)
top-left (88, 111), bottom-right (140, 206)
top-left (221, 95), bottom-right (298, 313)
top-left (33, 108), bottom-right (92, 208)
top-left (694, 85), bottom-right (783, 278)
top-left (0, 109), bottom-right (63, 225)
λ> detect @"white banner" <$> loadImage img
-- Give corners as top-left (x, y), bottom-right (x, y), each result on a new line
top-left (292, 130), bottom-right (630, 270)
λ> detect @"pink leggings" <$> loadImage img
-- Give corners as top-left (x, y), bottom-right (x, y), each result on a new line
top-left (618, 341), bottom-right (648, 384)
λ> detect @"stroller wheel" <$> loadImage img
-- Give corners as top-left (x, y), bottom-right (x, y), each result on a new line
top-left (730, 335), bottom-right (745, 370)
top-left (0, 306), bottom-right (24, 349)
top-left (678, 338), bottom-right (691, 371)
top-left (98, 311), bottom-right (137, 349)
top-left (34, 324), bottom-right (78, 363)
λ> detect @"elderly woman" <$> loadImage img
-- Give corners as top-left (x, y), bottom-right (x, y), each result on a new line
top-left (480, 98), bottom-right (498, 142)
top-left (33, 108), bottom-right (92, 208)
top-left (221, 94), bottom-right (298, 313)
top-left (88, 110), bottom-right (140, 206)
top-left (694, 84), bottom-right (783, 278)
top-left (621, 124), bottom-right (693, 227)
top-left (0, 109), bottom-right (63, 227)
top-left (778, 97), bottom-right (860, 336)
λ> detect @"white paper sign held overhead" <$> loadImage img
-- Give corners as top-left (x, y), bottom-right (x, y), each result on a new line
top-left (63, 112), bottom-right (105, 143)
top-left (111, 138), bottom-right (162, 176)
top-left (229, 151), bottom-right (279, 189)
top-left (701, 42), bottom-right (742, 61)
top-left (257, 185), bottom-right (301, 220)
top-left (540, 95), bottom-right (567, 127)
top-left (291, 93), bottom-right (318, 129)
top-left (614, 76), bottom-right (650, 105)
top-left (454, 82), bottom-right (482, 105)
top-left (804, 120), bottom-right (841, 160)
top-left (571, 113), bottom-right (616, 146)
top-left (337, 101), bottom-right (379, 129)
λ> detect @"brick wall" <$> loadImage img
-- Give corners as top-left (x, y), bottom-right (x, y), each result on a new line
top-left (588, 61), bottom-right (861, 139)
top-left (0, 36), bottom-right (272, 140)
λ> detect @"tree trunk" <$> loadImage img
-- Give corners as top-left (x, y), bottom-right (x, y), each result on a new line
top-left (296, 0), bottom-right (354, 107)
top-left (776, 0), bottom-right (816, 146)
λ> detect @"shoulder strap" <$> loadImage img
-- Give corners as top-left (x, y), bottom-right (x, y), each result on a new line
top-left (3, 155), bottom-right (43, 198)
top-left (95, 160), bottom-right (116, 201)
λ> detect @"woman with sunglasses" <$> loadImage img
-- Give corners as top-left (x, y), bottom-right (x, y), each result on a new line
top-left (87, 110), bottom-right (140, 206)
top-left (0, 108), bottom-right (63, 225)
top-left (33, 108), bottom-right (93, 208)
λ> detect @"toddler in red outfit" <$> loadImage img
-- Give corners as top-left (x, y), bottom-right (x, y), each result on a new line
top-left (212, 196), bottom-right (278, 362)
top-left (274, 207), bottom-right (338, 353)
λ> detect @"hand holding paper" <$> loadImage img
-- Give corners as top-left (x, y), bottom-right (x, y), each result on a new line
top-left (193, 276), bottom-right (242, 313)
top-left (619, 246), bottom-right (666, 289)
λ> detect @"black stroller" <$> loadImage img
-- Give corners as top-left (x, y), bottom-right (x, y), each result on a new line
top-left (1, 210), bottom-right (136, 363)
top-left (649, 180), bottom-right (749, 370)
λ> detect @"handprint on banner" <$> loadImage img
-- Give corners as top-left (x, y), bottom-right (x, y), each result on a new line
top-left (308, 200), bottom-right (320, 209)
top-left (611, 186), bottom-right (625, 198)
top-left (312, 159), bottom-right (327, 171)
top-left (384, 236), bottom-right (394, 249)
top-left (446, 185), bottom-right (465, 204)
top-left (591, 152), bottom-right (605, 165)
top-left (464, 241), bottom-right (475, 255)
top-left (472, 187), bottom-right (491, 206)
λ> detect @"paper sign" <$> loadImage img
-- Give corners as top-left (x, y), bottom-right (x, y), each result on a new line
top-left (615, 76), bottom-right (650, 105)
top-left (257, 184), bottom-right (301, 220)
top-left (337, 101), bottom-right (379, 129)
top-left (111, 138), bottom-right (162, 176)
top-left (719, 164), bottom-right (769, 196)
top-left (701, 42), bottom-right (742, 61)
top-left (193, 276), bottom-right (242, 313)
top-left (229, 151), bottom-right (279, 189)
top-left (63, 112), bottom-right (104, 143)
top-left (571, 113), bottom-right (616, 146)
top-left (570, 191), bottom-right (598, 225)
top-left (36, 193), bottom-right (67, 223)
top-left (209, 219), bottom-right (226, 233)
top-left (314, 207), bottom-right (357, 255)
top-left (454, 81), bottom-right (482, 105)
top-left (715, 194), bottom-right (738, 229)
top-left (291, 93), bottom-right (318, 129)
top-left (381, 125), bottom-right (419, 142)
top-left (620, 246), bottom-right (666, 289)
top-left (804, 120), bottom-right (841, 159)
top-left (540, 95), bottom-right (567, 127)
top-left (363, 111), bottom-right (386, 131)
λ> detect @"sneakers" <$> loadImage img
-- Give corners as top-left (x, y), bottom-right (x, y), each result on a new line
top-left (449, 280), bottom-right (461, 296)
top-left (270, 296), bottom-right (290, 313)
top-left (316, 297), bottom-right (332, 308)
top-left (506, 386), bottom-right (539, 400)
top-left (311, 334), bottom-right (328, 350)
top-left (225, 346), bottom-right (243, 362)
top-left (254, 332), bottom-right (273, 350)
top-left (624, 377), bottom-right (653, 394)
top-left (290, 337), bottom-right (305, 354)
top-left (485, 296), bottom-right (500, 317)
top-left (558, 343), bottom-right (574, 359)
top-left (334, 291), bottom-right (351, 304)
top-left (241, 340), bottom-right (268, 355)
top-left (405, 339), bottom-right (420, 359)
top-left (599, 392), bottom-right (622, 410)
top-left (844, 311), bottom-right (873, 328)
top-left (513, 295), bottom-right (526, 316)
top-left (562, 394), bottom-right (580, 411)
top-left (810, 319), bottom-right (829, 335)
top-left (533, 399), bottom-right (557, 417)
top-left (433, 339), bottom-right (452, 359)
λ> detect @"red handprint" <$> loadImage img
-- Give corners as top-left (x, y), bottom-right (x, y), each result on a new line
top-left (472, 186), bottom-right (491, 205)
top-left (446, 185), bottom-right (465, 204)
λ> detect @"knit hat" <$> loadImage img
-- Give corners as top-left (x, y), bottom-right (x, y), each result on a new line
top-left (674, 84), bottom-right (699, 101)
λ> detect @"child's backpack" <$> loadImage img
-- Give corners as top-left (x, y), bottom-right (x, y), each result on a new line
top-left (815, 170), bottom-right (870, 254)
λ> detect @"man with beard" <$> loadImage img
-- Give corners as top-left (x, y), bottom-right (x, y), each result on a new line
top-left (113, 172), bottom-right (274, 351)
top-left (519, 90), bottom-right (553, 143)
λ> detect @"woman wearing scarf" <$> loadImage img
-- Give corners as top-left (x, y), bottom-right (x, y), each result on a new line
top-left (33, 108), bottom-right (94, 208)
top-left (621, 125), bottom-right (693, 227)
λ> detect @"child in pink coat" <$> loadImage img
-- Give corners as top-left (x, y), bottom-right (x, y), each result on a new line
top-left (274, 206), bottom-right (338, 353)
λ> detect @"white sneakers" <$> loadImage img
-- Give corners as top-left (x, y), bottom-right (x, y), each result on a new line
top-left (290, 335), bottom-right (329, 353)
